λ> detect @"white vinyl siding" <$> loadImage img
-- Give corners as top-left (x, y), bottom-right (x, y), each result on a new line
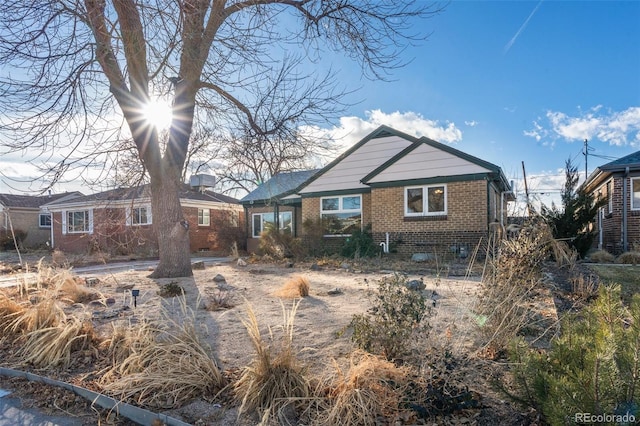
top-left (367, 143), bottom-right (491, 184)
top-left (320, 195), bottom-right (362, 236)
top-left (299, 136), bottom-right (412, 194)
top-left (405, 185), bottom-right (447, 216)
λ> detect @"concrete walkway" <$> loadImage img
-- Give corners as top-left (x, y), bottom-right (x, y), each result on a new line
top-left (0, 256), bottom-right (231, 288)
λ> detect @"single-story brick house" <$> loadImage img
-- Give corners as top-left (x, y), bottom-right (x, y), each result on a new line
top-left (0, 192), bottom-right (83, 249)
top-left (242, 125), bottom-right (514, 256)
top-left (45, 184), bottom-right (244, 256)
top-left (583, 150), bottom-right (640, 254)
top-left (239, 170), bottom-right (319, 253)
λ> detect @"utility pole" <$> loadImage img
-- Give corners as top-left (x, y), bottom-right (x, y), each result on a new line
top-left (583, 139), bottom-right (590, 180)
top-left (522, 161), bottom-right (530, 216)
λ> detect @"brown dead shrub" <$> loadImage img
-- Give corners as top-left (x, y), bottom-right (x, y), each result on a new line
top-left (615, 251), bottom-right (640, 265)
top-left (274, 275), bottom-right (310, 298)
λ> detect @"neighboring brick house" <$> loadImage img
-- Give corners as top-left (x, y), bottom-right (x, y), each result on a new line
top-left (583, 150), bottom-right (640, 254)
top-left (0, 192), bottom-right (83, 249)
top-left (243, 125), bottom-right (513, 256)
top-left (45, 184), bottom-right (243, 256)
top-left (240, 170), bottom-right (319, 253)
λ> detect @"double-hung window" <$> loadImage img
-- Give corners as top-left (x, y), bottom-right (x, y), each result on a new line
top-left (65, 210), bottom-right (92, 234)
top-left (606, 180), bottom-right (613, 214)
top-left (198, 208), bottom-right (210, 226)
top-left (632, 177), bottom-right (640, 211)
top-left (252, 212), bottom-right (292, 237)
top-left (405, 185), bottom-right (447, 216)
top-left (126, 205), bottom-right (152, 226)
top-left (39, 213), bottom-right (52, 228)
top-left (320, 195), bottom-right (362, 236)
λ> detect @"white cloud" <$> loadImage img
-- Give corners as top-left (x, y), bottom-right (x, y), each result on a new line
top-left (465, 120), bottom-right (479, 127)
top-left (525, 106), bottom-right (640, 146)
top-left (307, 109), bottom-right (464, 153)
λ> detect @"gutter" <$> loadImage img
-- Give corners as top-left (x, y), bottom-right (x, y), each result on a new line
top-left (623, 166), bottom-right (629, 252)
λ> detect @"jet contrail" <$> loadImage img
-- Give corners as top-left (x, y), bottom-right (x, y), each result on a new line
top-left (504, 0), bottom-right (544, 54)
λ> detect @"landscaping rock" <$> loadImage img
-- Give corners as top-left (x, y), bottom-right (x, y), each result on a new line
top-left (213, 274), bottom-right (226, 282)
top-left (85, 277), bottom-right (100, 286)
top-left (310, 263), bottom-right (321, 271)
top-left (327, 288), bottom-right (343, 295)
top-left (192, 261), bottom-right (205, 270)
top-left (405, 279), bottom-right (425, 291)
top-left (237, 258), bottom-right (247, 267)
top-left (411, 252), bottom-right (434, 262)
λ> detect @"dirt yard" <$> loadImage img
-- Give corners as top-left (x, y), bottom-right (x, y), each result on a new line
top-left (0, 256), bottom-right (551, 425)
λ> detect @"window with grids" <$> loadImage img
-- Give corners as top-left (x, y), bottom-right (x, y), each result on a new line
top-left (198, 208), bottom-right (210, 226)
top-left (67, 210), bottom-right (90, 233)
top-left (320, 195), bottom-right (362, 235)
top-left (404, 185), bottom-right (447, 216)
top-left (127, 206), bottom-right (151, 226)
top-left (39, 213), bottom-right (51, 228)
top-left (632, 177), bottom-right (640, 210)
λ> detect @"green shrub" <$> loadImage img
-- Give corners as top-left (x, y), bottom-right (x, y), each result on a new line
top-left (340, 224), bottom-right (379, 259)
top-left (349, 274), bottom-right (430, 360)
top-left (509, 285), bottom-right (640, 424)
top-left (616, 251), bottom-right (640, 265)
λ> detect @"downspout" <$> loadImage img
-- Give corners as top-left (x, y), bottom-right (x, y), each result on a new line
top-left (598, 208), bottom-right (603, 250)
top-left (623, 167), bottom-right (629, 252)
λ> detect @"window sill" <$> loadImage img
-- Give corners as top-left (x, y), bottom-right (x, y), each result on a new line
top-left (404, 215), bottom-right (447, 222)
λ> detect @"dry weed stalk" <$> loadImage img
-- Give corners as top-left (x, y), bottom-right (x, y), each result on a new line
top-left (100, 296), bottom-right (223, 409)
top-left (0, 293), bottom-right (26, 338)
top-left (55, 270), bottom-right (100, 303)
top-left (6, 297), bottom-right (65, 335)
top-left (478, 220), bottom-right (559, 356)
top-left (274, 275), bottom-right (310, 298)
top-left (234, 300), bottom-right (310, 420)
top-left (313, 351), bottom-right (411, 426)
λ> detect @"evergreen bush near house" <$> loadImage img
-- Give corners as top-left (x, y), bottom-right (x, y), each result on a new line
top-left (0, 229), bottom-right (27, 250)
top-left (508, 285), bottom-right (640, 425)
top-left (340, 224), bottom-right (379, 258)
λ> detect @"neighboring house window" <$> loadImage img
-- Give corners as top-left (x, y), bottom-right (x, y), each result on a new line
top-left (65, 210), bottom-right (92, 234)
top-left (126, 205), bottom-right (152, 226)
top-left (252, 212), bottom-right (292, 237)
top-left (606, 180), bottom-right (613, 214)
top-left (405, 185), bottom-right (447, 216)
top-left (632, 177), bottom-right (640, 210)
top-left (39, 213), bottom-right (51, 228)
top-left (320, 195), bottom-right (362, 236)
top-left (198, 208), bottom-right (210, 226)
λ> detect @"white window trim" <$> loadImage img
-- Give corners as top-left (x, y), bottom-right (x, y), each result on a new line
top-left (62, 209), bottom-right (93, 235)
top-left (631, 177), bottom-right (640, 211)
top-left (125, 205), bottom-right (152, 226)
top-left (39, 213), bottom-right (52, 229)
top-left (404, 184), bottom-right (448, 217)
top-left (252, 211), bottom-right (293, 238)
top-left (320, 195), bottom-right (363, 237)
top-left (198, 208), bottom-right (211, 226)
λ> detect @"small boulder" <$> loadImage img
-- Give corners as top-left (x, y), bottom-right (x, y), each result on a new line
top-left (327, 288), bottom-right (343, 295)
top-left (405, 279), bottom-right (425, 291)
top-left (411, 253), bottom-right (434, 262)
top-left (310, 263), bottom-right (321, 271)
top-left (85, 277), bottom-right (100, 286)
top-left (192, 261), bottom-right (205, 270)
top-left (213, 274), bottom-right (226, 283)
top-left (237, 258), bottom-right (247, 267)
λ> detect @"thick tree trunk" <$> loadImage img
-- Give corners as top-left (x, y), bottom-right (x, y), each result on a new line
top-left (148, 170), bottom-right (192, 278)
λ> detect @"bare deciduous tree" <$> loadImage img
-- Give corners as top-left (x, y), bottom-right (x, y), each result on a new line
top-left (0, 1), bottom-right (444, 277)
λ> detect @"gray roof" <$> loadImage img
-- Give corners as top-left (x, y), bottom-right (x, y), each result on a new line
top-left (0, 192), bottom-right (83, 209)
top-left (240, 170), bottom-right (319, 204)
top-left (45, 184), bottom-right (238, 206)
top-left (600, 150), bottom-right (640, 171)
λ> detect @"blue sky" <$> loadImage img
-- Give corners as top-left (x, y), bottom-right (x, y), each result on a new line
top-left (1, 0), bottom-right (639, 212)
top-left (313, 0), bottom-right (640, 211)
